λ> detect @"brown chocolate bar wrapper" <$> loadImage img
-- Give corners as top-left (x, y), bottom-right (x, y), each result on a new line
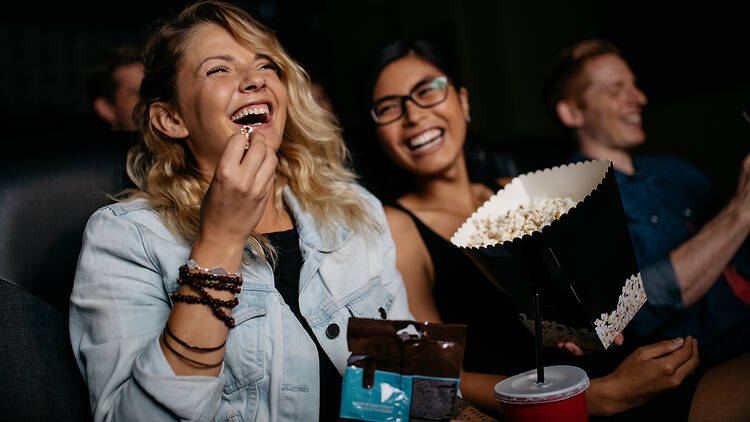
top-left (340, 318), bottom-right (467, 421)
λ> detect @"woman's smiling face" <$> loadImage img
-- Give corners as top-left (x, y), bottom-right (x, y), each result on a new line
top-left (372, 54), bottom-right (470, 177)
top-left (170, 23), bottom-right (288, 174)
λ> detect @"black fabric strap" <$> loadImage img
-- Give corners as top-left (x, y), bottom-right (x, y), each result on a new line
top-left (164, 324), bottom-right (226, 352)
top-left (161, 331), bottom-right (224, 368)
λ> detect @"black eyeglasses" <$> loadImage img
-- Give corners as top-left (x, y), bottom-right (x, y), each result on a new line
top-left (371, 76), bottom-right (450, 125)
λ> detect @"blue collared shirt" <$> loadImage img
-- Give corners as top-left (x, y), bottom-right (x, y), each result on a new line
top-left (570, 154), bottom-right (750, 365)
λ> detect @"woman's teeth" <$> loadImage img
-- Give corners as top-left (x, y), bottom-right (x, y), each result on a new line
top-left (231, 104), bottom-right (270, 124)
top-left (408, 129), bottom-right (443, 151)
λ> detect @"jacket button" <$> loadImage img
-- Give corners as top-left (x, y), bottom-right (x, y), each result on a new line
top-left (326, 323), bottom-right (340, 339)
top-left (379, 307), bottom-right (387, 319)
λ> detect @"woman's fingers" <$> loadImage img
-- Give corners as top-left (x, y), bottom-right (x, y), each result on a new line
top-left (670, 337), bottom-right (700, 382)
top-left (614, 333), bottom-right (624, 346)
top-left (557, 341), bottom-right (585, 356)
top-left (220, 131), bottom-right (253, 167)
top-left (240, 135), bottom-right (269, 175)
top-left (653, 336), bottom-right (697, 386)
top-left (253, 145), bottom-right (278, 189)
top-left (660, 336), bottom-right (695, 367)
top-left (636, 337), bottom-right (686, 360)
top-left (240, 137), bottom-right (277, 195)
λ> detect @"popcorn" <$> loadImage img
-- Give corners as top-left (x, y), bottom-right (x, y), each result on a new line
top-left (466, 197), bottom-right (577, 247)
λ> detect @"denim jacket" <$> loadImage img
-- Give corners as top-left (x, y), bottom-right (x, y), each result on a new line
top-left (69, 184), bottom-right (413, 422)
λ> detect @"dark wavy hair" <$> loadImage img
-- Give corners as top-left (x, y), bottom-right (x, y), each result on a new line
top-left (366, 39), bottom-right (464, 103)
top-left (357, 39), bottom-right (468, 201)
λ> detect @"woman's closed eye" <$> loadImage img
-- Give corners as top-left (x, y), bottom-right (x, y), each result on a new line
top-left (258, 62), bottom-right (278, 73)
top-left (415, 85), bottom-right (438, 96)
top-left (413, 78), bottom-right (446, 100)
top-left (206, 65), bottom-right (229, 76)
top-left (375, 102), bottom-right (398, 116)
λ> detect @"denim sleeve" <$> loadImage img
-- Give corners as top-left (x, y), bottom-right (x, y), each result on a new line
top-left (628, 256), bottom-right (685, 337)
top-left (69, 208), bottom-right (223, 422)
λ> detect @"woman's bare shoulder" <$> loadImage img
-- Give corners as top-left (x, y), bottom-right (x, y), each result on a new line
top-left (384, 203), bottom-right (418, 238)
top-left (383, 203), bottom-right (430, 261)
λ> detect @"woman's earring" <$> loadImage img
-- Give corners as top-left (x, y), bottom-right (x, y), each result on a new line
top-left (465, 115), bottom-right (472, 124)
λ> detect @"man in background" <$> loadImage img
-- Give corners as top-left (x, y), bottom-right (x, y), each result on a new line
top-left (86, 44), bottom-right (143, 132)
top-left (544, 39), bottom-right (750, 368)
top-left (85, 44), bottom-right (143, 190)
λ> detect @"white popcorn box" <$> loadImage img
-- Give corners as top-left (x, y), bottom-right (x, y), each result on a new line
top-left (451, 159), bottom-right (646, 351)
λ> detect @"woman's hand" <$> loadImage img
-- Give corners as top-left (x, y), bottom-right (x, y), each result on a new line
top-left (557, 333), bottom-right (624, 356)
top-left (192, 130), bottom-right (278, 267)
top-left (589, 336), bottom-right (699, 416)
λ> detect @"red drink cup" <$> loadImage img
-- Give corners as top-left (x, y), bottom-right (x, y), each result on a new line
top-left (494, 365), bottom-right (589, 422)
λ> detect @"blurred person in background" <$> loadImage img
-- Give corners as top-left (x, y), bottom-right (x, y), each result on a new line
top-left (546, 39), bottom-right (750, 370)
top-left (85, 44), bottom-right (145, 188)
top-left (86, 44), bottom-right (144, 133)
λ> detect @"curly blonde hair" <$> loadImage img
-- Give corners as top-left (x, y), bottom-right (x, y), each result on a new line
top-left (125, 0), bottom-right (379, 260)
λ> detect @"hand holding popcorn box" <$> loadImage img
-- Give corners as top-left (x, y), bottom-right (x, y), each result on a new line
top-left (451, 160), bottom-right (646, 351)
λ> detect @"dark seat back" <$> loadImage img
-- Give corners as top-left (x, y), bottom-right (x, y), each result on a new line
top-left (0, 137), bottom-right (132, 421)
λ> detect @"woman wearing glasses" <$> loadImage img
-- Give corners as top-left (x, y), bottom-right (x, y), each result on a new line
top-left (365, 39), bottom-right (750, 421)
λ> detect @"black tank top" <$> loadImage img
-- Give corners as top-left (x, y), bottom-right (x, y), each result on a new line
top-left (386, 198), bottom-right (537, 375)
top-left (386, 190), bottom-right (626, 379)
top-left (266, 229), bottom-right (342, 421)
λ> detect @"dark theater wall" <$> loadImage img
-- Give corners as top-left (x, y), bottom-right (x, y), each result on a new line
top-left (2, 0), bottom-right (747, 201)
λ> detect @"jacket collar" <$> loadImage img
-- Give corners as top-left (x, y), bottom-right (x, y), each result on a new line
top-left (283, 185), bottom-right (353, 253)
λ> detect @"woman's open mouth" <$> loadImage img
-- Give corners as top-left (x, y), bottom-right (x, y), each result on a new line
top-left (407, 128), bottom-right (444, 152)
top-left (231, 102), bottom-right (271, 127)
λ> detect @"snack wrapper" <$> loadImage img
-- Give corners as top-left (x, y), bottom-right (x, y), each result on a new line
top-left (339, 318), bottom-right (466, 422)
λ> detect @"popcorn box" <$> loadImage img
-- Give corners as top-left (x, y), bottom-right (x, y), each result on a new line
top-left (451, 160), bottom-right (646, 350)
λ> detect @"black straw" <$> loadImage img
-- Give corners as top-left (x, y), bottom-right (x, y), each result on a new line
top-left (533, 291), bottom-right (545, 383)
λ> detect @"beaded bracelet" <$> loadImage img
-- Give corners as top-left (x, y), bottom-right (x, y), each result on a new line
top-left (177, 276), bottom-right (242, 294)
top-left (173, 260), bottom-right (242, 328)
top-left (171, 292), bottom-right (237, 328)
top-left (170, 291), bottom-right (239, 309)
top-left (179, 265), bottom-right (243, 285)
top-left (162, 332), bottom-right (223, 368)
top-left (164, 324), bottom-right (226, 351)
top-left (186, 259), bottom-right (241, 278)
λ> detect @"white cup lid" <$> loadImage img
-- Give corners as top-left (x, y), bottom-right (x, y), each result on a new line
top-left (494, 365), bottom-right (590, 404)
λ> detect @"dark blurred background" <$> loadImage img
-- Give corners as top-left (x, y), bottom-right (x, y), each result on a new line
top-left (2, 0), bottom-right (748, 202)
